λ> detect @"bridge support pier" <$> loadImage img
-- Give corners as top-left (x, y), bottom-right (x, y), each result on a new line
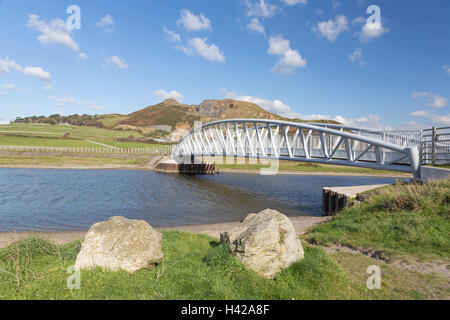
top-left (407, 145), bottom-right (421, 180)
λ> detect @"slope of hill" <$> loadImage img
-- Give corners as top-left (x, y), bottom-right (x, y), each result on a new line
top-left (14, 98), bottom-right (341, 142)
top-left (117, 98), bottom-right (291, 129)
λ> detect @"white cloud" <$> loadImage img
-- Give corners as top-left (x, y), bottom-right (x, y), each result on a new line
top-left (312, 15), bottom-right (349, 42)
top-left (43, 85), bottom-right (53, 91)
top-left (27, 14), bottom-right (87, 58)
top-left (429, 95), bottom-right (448, 108)
top-left (286, 112), bottom-right (333, 121)
top-left (177, 9), bottom-right (211, 31)
top-left (356, 19), bottom-right (390, 43)
top-left (283, 0), bottom-right (307, 5)
top-left (412, 91), bottom-right (448, 108)
top-left (153, 90), bottom-right (184, 103)
top-left (0, 57), bottom-right (22, 73)
top-left (0, 92), bottom-right (6, 95)
top-left (333, 114), bottom-right (381, 128)
top-left (23, 66), bottom-right (51, 81)
top-left (268, 35), bottom-right (306, 74)
top-left (348, 48), bottom-right (364, 66)
top-left (0, 116), bottom-right (10, 124)
top-left (97, 15), bottom-right (114, 32)
top-left (104, 56), bottom-right (128, 70)
top-left (247, 18), bottom-right (265, 36)
top-left (409, 110), bottom-right (450, 127)
top-left (331, 0), bottom-right (341, 11)
top-left (411, 91), bottom-right (429, 99)
top-left (410, 110), bottom-right (429, 117)
top-left (246, 0), bottom-right (277, 18)
top-left (0, 57), bottom-right (51, 81)
top-left (187, 38), bottom-right (225, 62)
top-left (430, 114), bottom-right (450, 126)
top-left (163, 27), bottom-right (181, 43)
top-left (352, 16), bottom-right (366, 26)
top-left (348, 48), bottom-right (362, 61)
top-left (49, 95), bottom-right (105, 111)
top-left (2, 84), bottom-right (16, 91)
top-left (222, 89), bottom-right (292, 115)
top-left (222, 89), bottom-right (386, 127)
top-left (442, 65), bottom-right (450, 75)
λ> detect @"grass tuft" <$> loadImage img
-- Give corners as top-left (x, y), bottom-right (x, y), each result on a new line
top-left (306, 180), bottom-right (450, 259)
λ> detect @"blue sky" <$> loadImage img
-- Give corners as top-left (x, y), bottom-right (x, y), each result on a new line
top-left (0, 0), bottom-right (449, 128)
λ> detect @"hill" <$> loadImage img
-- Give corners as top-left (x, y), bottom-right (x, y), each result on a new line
top-left (13, 98), bottom-right (340, 142)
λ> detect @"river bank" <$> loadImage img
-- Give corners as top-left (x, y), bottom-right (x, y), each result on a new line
top-left (0, 152), bottom-right (411, 177)
top-left (0, 216), bottom-right (331, 249)
top-left (0, 163), bottom-right (410, 177)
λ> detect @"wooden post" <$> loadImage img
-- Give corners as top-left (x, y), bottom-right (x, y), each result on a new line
top-left (431, 126), bottom-right (436, 166)
top-left (322, 189), bottom-right (329, 216)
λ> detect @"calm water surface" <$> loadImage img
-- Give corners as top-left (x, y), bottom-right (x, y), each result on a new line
top-left (0, 169), bottom-right (398, 231)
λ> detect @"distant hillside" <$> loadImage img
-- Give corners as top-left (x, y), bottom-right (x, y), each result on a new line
top-left (117, 99), bottom-right (284, 130)
top-left (14, 98), bottom-right (341, 142)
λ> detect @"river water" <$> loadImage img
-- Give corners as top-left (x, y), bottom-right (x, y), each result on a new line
top-left (0, 169), bottom-right (398, 232)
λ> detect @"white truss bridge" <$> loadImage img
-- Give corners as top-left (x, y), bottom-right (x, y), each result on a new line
top-left (173, 119), bottom-right (425, 179)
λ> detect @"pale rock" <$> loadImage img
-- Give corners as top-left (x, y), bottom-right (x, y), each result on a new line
top-left (220, 209), bottom-right (304, 278)
top-left (74, 216), bottom-right (163, 272)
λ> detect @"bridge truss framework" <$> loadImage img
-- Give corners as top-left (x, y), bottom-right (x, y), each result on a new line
top-left (173, 119), bottom-right (422, 179)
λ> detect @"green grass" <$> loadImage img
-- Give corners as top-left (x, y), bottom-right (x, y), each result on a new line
top-left (0, 233), bottom-right (361, 300)
top-left (1, 232), bottom-right (447, 300)
top-left (98, 115), bottom-right (129, 128)
top-left (306, 180), bottom-right (450, 260)
top-left (0, 156), bottom-right (149, 166)
top-left (0, 123), bottom-right (144, 139)
top-left (0, 135), bottom-right (101, 148)
top-left (213, 158), bottom-right (409, 176)
top-left (0, 124), bottom-right (168, 150)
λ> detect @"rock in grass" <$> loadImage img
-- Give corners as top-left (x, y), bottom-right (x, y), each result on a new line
top-left (220, 209), bottom-right (304, 279)
top-left (74, 216), bottom-right (163, 272)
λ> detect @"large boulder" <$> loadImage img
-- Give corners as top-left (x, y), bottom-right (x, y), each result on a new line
top-left (220, 209), bottom-right (304, 278)
top-left (74, 216), bottom-right (163, 272)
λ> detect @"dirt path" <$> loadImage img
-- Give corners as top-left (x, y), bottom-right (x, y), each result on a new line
top-left (84, 139), bottom-right (119, 149)
top-left (317, 244), bottom-right (450, 279)
top-left (0, 216), bottom-right (331, 249)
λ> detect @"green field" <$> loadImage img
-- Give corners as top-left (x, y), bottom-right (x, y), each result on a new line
top-left (0, 123), bottom-right (165, 150)
top-left (0, 230), bottom-right (447, 300)
top-left (212, 158), bottom-right (411, 176)
top-left (0, 156), bottom-right (149, 167)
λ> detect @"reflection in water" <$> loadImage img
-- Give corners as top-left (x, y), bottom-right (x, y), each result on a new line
top-left (0, 169), bottom-right (397, 232)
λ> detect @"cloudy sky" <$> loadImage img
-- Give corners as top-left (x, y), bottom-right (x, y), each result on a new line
top-left (0, 0), bottom-right (449, 128)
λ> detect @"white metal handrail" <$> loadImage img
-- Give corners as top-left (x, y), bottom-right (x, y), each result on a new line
top-left (173, 119), bottom-right (421, 179)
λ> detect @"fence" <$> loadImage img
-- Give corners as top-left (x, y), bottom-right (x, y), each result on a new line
top-left (0, 144), bottom-right (175, 155)
top-left (421, 126), bottom-right (450, 165)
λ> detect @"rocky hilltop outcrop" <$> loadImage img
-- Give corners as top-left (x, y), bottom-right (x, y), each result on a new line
top-left (196, 99), bottom-right (238, 118)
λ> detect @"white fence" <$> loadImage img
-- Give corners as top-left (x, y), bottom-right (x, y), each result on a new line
top-left (0, 145), bottom-right (175, 155)
top-left (421, 126), bottom-right (450, 165)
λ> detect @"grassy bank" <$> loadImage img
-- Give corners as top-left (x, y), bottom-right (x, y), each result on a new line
top-left (0, 123), bottom-right (164, 149)
top-left (306, 180), bottom-right (450, 260)
top-left (0, 155), bottom-right (149, 167)
top-left (212, 158), bottom-right (410, 176)
top-left (0, 232), bottom-right (447, 300)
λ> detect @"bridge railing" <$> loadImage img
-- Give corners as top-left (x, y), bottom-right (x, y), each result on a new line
top-left (307, 123), bottom-right (423, 147)
top-left (173, 119), bottom-right (421, 178)
top-left (421, 126), bottom-right (450, 165)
